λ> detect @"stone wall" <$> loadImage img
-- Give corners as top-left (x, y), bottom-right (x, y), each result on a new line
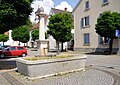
top-left (16, 55), bottom-right (87, 79)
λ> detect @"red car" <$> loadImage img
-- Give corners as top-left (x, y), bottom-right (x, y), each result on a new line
top-left (0, 46), bottom-right (27, 58)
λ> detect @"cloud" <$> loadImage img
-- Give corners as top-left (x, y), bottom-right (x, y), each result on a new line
top-left (43, 0), bottom-right (54, 14)
top-left (29, 0), bottom-right (73, 22)
top-left (30, 0), bottom-right (43, 22)
top-left (55, 1), bottom-right (73, 12)
top-left (30, 0), bottom-right (54, 22)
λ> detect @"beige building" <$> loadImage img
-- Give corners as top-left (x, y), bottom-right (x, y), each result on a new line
top-left (73, 0), bottom-right (120, 52)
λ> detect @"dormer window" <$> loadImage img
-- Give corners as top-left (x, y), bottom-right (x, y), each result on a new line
top-left (85, 1), bottom-right (90, 11)
top-left (103, 0), bottom-right (108, 3)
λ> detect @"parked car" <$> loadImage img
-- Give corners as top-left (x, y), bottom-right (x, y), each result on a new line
top-left (0, 45), bottom-right (10, 50)
top-left (0, 46), bottom-right (27, 58)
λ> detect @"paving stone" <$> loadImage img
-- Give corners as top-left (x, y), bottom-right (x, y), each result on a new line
top-left (0, 74), bottom-right (11, 85)
top-left (1, 72), bottom-right (24, 85)
top-left (7, 69), bottom-right (114, 85)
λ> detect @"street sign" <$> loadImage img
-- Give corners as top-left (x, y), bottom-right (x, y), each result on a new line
top-left (116, 30), bottom-right (120, 37)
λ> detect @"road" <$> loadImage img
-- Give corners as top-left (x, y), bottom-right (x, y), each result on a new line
top-left (0, 49), bottom-right (35, 71)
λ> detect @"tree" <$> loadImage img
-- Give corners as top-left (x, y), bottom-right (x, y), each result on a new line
top-left (32, 29), bottom-right (39, 41)
top-left (47, 12), bottom-right (73, 52)
top-left (0, 0), bottom-right (33, 34)
top-left (12, 25), bottom-right (30, 46)
top-left (0, 34), bottom-right (9, 46)
top-left (32, 29), bottom-right (49, 41)
top-left (95, 11), bottom-right (120, 54)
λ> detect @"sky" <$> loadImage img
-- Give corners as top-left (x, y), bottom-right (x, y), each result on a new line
top-left (52, 0), bottom-right (79, 8)
top-left (30, 0), bottom-right (79, 22)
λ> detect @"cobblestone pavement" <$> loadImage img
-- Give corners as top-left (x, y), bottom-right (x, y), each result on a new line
top-left (86, 54), bottom-right (120, 85)
top-left (95, 67), bottom-right (120, 85)
top-left (0, 74), bottom-right (11, 85)
top-left (4, 68), bottom-right (114, 85)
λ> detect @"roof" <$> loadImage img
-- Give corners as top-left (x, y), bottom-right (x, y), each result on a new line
top-left (50, 8), bottom-right (71, 15)
top-left (72, 0), bottom-right (82, 13)
top-left (4, 31), bottom-right (9, 35)
top-left (31, 23), bottom-right (39, 30)
top-left (51, 8), bottom-right (65, 14)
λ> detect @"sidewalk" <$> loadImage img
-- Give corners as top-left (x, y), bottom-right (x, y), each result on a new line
top-left (0, 73), bottom-right (11, 85)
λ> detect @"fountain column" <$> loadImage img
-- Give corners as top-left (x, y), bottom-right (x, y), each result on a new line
top-left (35, 6), bottom-right (48, 56)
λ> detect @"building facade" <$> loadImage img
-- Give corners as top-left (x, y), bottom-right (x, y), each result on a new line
top-left (73, 0), bottom-right (120, 52)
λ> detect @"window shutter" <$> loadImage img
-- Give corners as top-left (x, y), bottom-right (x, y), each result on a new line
top-left (81, 18), bottom-right (84, 28)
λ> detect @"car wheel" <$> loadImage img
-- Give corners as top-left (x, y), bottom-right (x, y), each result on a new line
top-left (0, 54), bottom-right (5, 58)
top-left (22, 53), bottom-right (26, 57)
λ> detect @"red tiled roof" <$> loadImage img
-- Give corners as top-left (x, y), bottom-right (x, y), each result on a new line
top-left (31, 23), bottom-right (39, 30)
top-left (4, 31), bottom-right (9, 35)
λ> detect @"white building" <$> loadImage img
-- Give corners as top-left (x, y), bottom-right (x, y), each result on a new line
top-left (73, 0), bottom-right (120, 53)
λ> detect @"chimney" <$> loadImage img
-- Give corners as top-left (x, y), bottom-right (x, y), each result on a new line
top-left (64, 8), bottom-right (67, 11)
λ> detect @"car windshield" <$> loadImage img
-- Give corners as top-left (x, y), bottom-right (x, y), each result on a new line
top-left (1, 45), bottom-right (10, 50)
top-left (4, 47), bottom-right (10, 51)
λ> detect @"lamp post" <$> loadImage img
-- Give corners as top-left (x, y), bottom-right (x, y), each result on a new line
top-left (35, 6), bottom-right (48, 56)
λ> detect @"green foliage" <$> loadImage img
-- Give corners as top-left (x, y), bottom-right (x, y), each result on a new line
top-left (95, 11), bottom-right (120, 53)
top-left (32, 29), bottom-right (49, 41)
top-left (45, 31), bottom-right (49, 39)
top-left (95, 11), bottom-right (120, 38)
top-left (32, 29), bottom-right (39, 41)
top-left (12, 25), bottom-right (30, 43)
top-left (47, 12), bottom-right (73, 43)
top-left (0, 0), bottom-right (33, 34)
top-left (0, 34), bottom-right (9, 42)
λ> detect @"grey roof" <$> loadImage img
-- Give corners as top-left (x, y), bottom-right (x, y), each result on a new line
top-left (51, 8), bottom-right (71, 14)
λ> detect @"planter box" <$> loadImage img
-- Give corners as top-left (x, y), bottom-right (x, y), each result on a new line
top-left (16, 55), bottom-right (87, 79)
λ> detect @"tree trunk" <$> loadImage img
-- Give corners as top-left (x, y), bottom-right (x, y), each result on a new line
top-left (3, 42), bottom-right (4, 46)
top-left (61, 42), bottom-right (64, 52)
top-left (18, 41), bottom-right (20, 46)
top-left (109, 38), bottom-right (113, 54)
top-left (56, 41), bottom-right (59, 54)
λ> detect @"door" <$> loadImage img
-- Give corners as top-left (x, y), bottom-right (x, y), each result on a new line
top-left (9, 46), bottom-right (17, 56)
top-left (4, 48), bottom-right (11, 56)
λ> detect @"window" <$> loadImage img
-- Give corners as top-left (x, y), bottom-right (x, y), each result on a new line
top-left (81, 16), bottom-right (90, 28)
top-left (99, 13), bottom-right (102, 18)
top-left (81, 18), bottom-right (84, 28)
top-left (104, 37), bottom-right (110, 44)
top-left (102, 0), bottom-right (109, 6)
top-left (84, 33), bottom-right (90, 45)
top-left (18, 47), bottom-right (24, 50)
top-left (85, 16), bottom-right (89, 26)
top-left (103, 0), bottom-right (108, 3)
top-left (98, 35), bottom-right (103, 44)
top-left (10, 47), bottom-right (16, 50)
top-left (85, 1), bottom-right (89, 9)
